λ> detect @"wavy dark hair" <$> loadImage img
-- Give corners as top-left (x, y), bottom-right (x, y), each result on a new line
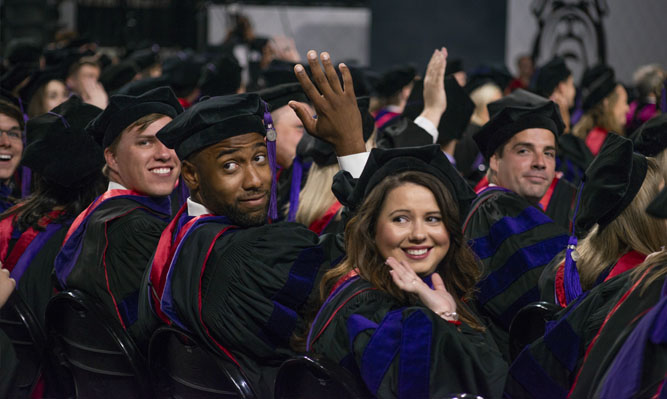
top-left (319, 170), bottom-right (484, 330)
top-left (0, 171), bottom-right (107, 232)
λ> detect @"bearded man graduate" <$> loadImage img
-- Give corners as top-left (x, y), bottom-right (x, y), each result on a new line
top-left (53, 87), bottom-right (182, 345)
top-left (141, 50), bottom-right (369, 396)
top-left (463, 89), bottom-right (570, 359)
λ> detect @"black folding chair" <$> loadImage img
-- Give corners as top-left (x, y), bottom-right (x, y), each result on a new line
top-left (0, 291), bottom-right (48, 399)
top-left (148, 325), bottom-right (256, 398)
top-left (45, 289), bottom-right (152, 398)
top-left (274, 353), bottom-right (372, 399)
top-left (508, 301), bottom-right (561, 361)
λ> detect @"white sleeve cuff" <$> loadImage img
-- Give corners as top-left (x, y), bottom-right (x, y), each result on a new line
top-left (414, 116), bottom-right (438, 144)
top-left (337, 151), bottom-right (370, 179)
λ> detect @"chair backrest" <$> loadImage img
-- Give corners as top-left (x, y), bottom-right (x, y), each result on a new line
top-left (274, 353), bottom-right (372, 399)
top-left (44, 289), bottom-right (152, 399)
top-left (148, 325), bottom-right (256, 399)
top-left (508, 301), bottom-right (561, 361)
top-left (0, 291), bottom-right (47, 399)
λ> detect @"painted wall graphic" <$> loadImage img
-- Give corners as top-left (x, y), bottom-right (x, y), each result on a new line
top-left (530, 0), bottom-right (608, 83)
top-left (507, 0), bottom-right (667, 85)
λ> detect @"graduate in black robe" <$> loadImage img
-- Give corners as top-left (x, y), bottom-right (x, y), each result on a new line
top-left (308, 145), bottom-right (507, 399)
top-left (0, 97), bottom-right (106, 323)
top-left (506, 188), bottom-right (667, 399)
top-left (506, 136), bottom-right (665, 399)
top-left (53, 87), bottom-right (183, 345)
top-left (463, 89), bottom-right (570, 359)
top-left (539, 134), bottom-right (662, 307)
top-left (141, 51), bottom-right (371, 396)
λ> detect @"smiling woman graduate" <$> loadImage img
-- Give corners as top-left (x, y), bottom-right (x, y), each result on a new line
top-left (307, 145), bottom-right (508, 399)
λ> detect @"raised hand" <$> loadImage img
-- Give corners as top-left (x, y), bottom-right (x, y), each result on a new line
top-left (419, 47), bottom-right (448, 128)
top-left (0, 267), bottom-right (16, 309)
top-left (386, 256), bottom-right (457, 321)
top-left (289, 50), bottom-right (365, 156)
top-left (79, 77), bottom-right (109, 110)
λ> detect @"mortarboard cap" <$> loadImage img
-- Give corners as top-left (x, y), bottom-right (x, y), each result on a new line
top-left (336, 145), bottom-right (476, 220)
top-left (5, 39), bottom-right (42, 66)
top-left (259, 82), bottom-right (308, 111)
top-left (575, 133), bottom-right (648, 233)
top-left (467, 64), bottom-right (512, 93)
top-left (445, 58), bottom-right (463, 76)
top-left (99, 61), bottom-right (140, 94)
top-left (128, 46), bottom-right (160, 70)
top-left (115, 76), bottom-right (171, 96)
top-left (532, 57), bottom-right (571, 98)
top-left (261, 60), bottom-right (300, 88)
top-left (162, 52), bottom-right (205, 95)
top-left (22, 96), bottom-right (104, 188)
top-left (374, 65), bottom-right (416, 98)
top-left (156, 93), bottom-right (266, 160)
top-left (473, 89), bottom-right (564, 159)
top-left (86, 86), bottom-right (183, 148)
top-left (581, 64), bottom-right (616, 112)
top-left (198, 54), bottom-right (243, 97)
top-left (630, 113), bottom-right (667, 157)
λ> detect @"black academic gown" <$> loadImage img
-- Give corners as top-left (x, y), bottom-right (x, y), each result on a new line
top-left (463, 187), bottom-right (569, 359)
top-left (505, 272), bottom-right (629, 398)
top-left (375, 116), bottom-right (434, 149)
top-left (454, 123), bottom-right (486, 186)
top-left (556, 134), bottom-right (594, 186)
top-left (0, 328), bottom-right (17, 398)
top-left (13, 228), bottom-right (68, 323)
top-left (569, 263), bottom-right (667, 399)
top-left (308, 276), bottom-right (508, 399)
top-left (55, 195), bottom-right (171, 342)
top-left (142, 208), bottom-right (345, 397)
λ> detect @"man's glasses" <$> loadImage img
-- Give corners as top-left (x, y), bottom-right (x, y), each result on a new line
top-left (0, 128), bottom-right (22, 141)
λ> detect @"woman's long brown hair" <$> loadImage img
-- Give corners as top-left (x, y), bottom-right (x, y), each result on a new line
top-left (319, 171), bottom-right (484, 331)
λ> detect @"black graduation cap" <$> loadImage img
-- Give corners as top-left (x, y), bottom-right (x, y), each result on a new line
top-left (646, 187), bottom-right (667, 219)
top-left (532, 57), bottom-right (571, 98)
top-left (4, 38), bottom-right (42, 66)
top-left (128, 46), bottom-right (160, 70)
top-left (18, 67), bottom-right (67, 107)
top-left (581, 64), bottom-right (616, 112)
top-left (473, 89), bottom-right (564, 159)
top-left (297, 97), bottom-right (374, 167)
top-left (0, 63), bottom-right (39, 92)
top-left (115, 76), bottom-right (171, 96)
top-left (464, 74), bottom-right (497, 95)
top-left (336, 145), bottom-right (476, 220)
top-left (86, 86), bottom-right (183, 148)
top-left (445, 58), bottom-right (463, 76)
top-left (198, 54), bottom-right (243, 97)
top-left (25, 95), bottom-right (101, 145)
top-left (575, 133), bottom-right (648, 233)
top-left (156, 93), bottom-right (267, 160)
top-left (21, 96), bottom-right (104, 188)
top-left (99, 61), bottom-right (139, 94)
top-left (61, 49), bottom-right (98, 77)
top-left (0, 88), bottom-right (22, 111)
top-left (259, 82), bottom-right (308, 111)
top-left (467, 64), bottom-right (512, 92)
top-left (402, 77), bottom-right (475, 144)
top-left (374, 64), bottom-right (416, 98)
top-left (630, 113), bottom-right (667, 157)
top-left (261, 60), bottom-right (300, 88)
top-left (162, 52), bottom-right (205, 94)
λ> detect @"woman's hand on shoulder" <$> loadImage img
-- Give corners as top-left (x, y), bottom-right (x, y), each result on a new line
top-left (386, 257), bottom-right (457, 321)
